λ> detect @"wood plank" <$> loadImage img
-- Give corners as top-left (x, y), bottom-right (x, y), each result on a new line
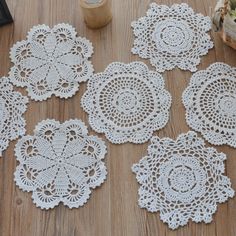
top-left (0, 0), bottom-right (236, 235)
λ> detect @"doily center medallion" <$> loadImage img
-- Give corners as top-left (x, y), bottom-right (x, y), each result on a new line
top-left (159, 156), bottom-right (206, 203)
top-left (131, 3), bottom-right (214, 72)
top-left (153, 19), bottom-right (193, 54)
top-left (217, 93), bottom-right (236, 116)
top-left (113, 88), bottom-right (140, 115)
top-left (81, 62), bottom-right (171, 144)
top-left (98, 76), bottom-right (155, 127)
top-left (132, 131), bottom-right (234, 230)
top-left (197, 77), bottom-right (236, 124)
top-left (183, 63), bottom-right (236, 147)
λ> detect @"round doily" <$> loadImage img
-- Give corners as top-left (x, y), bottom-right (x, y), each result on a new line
top-left (131, 3), bottom-right (214, 72)
top-left (132, 131), bottom-right (234, 230)
top-left (183, 62), bottom-right (236, 148)
top-left (14, 119), bottom-right (107, 209)
top-left (81, 62), bottom-right (171, 144)
top-left (9, 23), bottom-right (94, 101)
top-left (0, 77), bottom-right (28, 156)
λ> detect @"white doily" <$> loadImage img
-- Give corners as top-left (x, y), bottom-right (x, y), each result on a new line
top-left (81, 62), bottom-right (171, 144)
top-left (9, 23), bottom-right (94, 101)
top-left (14, 119), bottom-right (107, 209)
top-left (0, 77), bottom-right (28, 156)
top-left (131, 3), bottom-right (214, 72)
top-left (183, 62), bottom-right (236, 148)
top-left (132, 131), bottom-right (234, 230)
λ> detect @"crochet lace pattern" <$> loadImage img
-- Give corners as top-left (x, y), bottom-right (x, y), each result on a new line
top-left (183, 62), bottom-right (236, 148)
top-left (131, 3), bottom-right (214, 72)
top-left (81, 62), bottom-right (171, 144)
top-left (14, 119), bottom-right (107, 209)
top-left (9, 23), bottom-right (94, 101)
top-left (132, 131), bottom-right (234, 230)
top-left (0, 77), bottom-right (28, 156)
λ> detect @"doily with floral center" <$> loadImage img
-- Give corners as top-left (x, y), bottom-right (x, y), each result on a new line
top-left (9, 23), bottom-right (94, 101)
top-left (131, 3), bottom-right (214, 72)
top-left (183, 63), bottom-right (236, 148)
top-left (0, 77), bottom-right (28, 156)
top-left (132, 131), bottom-right (234, 230)
top-left (14, 119), bottom-right (107, 209)
top-left (81, 62), bottom-right (171, 144)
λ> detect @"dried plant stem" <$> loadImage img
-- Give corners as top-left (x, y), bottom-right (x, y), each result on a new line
top-left (221, 0), bottom-right (229, 18)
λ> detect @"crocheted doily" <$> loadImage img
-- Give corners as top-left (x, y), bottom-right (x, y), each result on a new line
top-left (81, 62), bottom-right (171, 144)
top-left (14, 119), bottom-right (107, 209)
top-left (132, 131), bottom-right (234, 230)
top-left (0, 77), bottom-right (28, 156)
top-left (183, 63), bottom-right (236, 148)
top-left (131, 3), bottom-right (214, 72)
top-left (9, 23), bottom-right (94, 101)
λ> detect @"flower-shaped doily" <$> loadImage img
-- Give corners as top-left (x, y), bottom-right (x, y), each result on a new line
top-left (81, 62), bottom-right (171, 144)
top-left (131, 3), bottom-right (214, 72)
top-left (183, 63), bottom-right (236, 148)
top-left (14, 119), bottom-right (107, 209)
top-left (9, 23), bottom-right (94, 101)
top-left (132, 131), bottom-right (234, 230)
top-left (0, 77), bottom-right (28, 156)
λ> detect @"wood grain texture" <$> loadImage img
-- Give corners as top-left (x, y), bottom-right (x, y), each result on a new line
top-left (0, 0), bottom-right (236, 235)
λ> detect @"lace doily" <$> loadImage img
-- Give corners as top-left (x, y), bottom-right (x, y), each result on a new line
top-left (0, 77), bottom-right (28, 156)
top-left (81, 62), bottom-right (171, 144)
top-left (9, 23), bottom-right (94, 101)
top-left (183, 63), bottom-right (236, 148)
top-left (132, 131), bottom-right (234, 230)
top-left (14, 119), bottom-right (107, 209)
top-left (131, 3), bottom-right (214, 72)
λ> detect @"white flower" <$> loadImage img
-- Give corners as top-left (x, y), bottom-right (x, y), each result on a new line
top-left (131, 3), bottom-right (214, 72)
top-left (132, 131), bottom-right (234, 230)
top-left (14, 119), bottom-right (107, 209)
top-left (183, 62), bottom-right (236, 148)
top-left (9, 23), bottom-right (94, 101)
top-left (81, 62), bottom-right (171, 144)
top-left (0, 77), bottom-right (28, 156)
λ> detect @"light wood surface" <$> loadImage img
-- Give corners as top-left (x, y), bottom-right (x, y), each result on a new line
top-left (0, 0), bottom-right (236, 235)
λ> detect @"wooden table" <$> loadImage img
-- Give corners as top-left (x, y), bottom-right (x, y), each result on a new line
top-left (0, 0), bottom-right (236, 235)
